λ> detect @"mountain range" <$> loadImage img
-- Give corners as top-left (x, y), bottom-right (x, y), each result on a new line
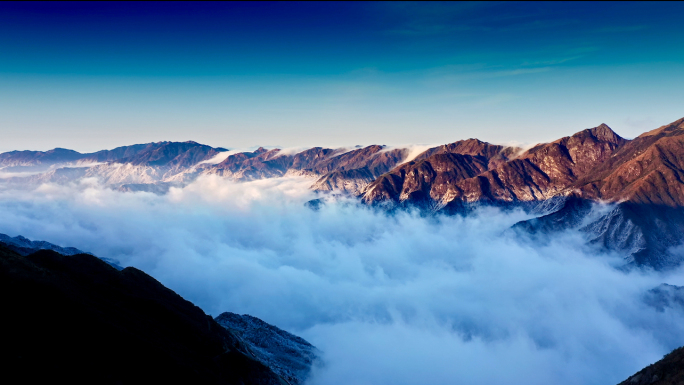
top-left (3, 117), bottom-right (684, 269)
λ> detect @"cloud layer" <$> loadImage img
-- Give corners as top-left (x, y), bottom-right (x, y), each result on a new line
top-left (1, 176), bottom-right (683, 384)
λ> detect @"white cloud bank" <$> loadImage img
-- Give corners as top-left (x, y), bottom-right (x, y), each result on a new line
top-left (0, 176), bottom-right (683, 385)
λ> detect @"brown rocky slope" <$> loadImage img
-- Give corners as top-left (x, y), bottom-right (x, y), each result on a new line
top-left (359, 118), bottom-right (684, 269)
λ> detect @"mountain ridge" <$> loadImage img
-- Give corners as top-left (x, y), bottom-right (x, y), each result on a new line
top-left (4, 117), bottom-right (684, 269)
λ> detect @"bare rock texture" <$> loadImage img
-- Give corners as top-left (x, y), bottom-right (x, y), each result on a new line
top-left (216, 312), bottom-right (319, 385)
top-left (362, 124), bottom-right (627, 207)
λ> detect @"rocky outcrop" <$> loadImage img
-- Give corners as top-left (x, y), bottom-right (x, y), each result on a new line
top-left (450, 124), bottom-right (626, 204)
top-left (362, 152), bottom-right (490, 206)
top-left (216, 312), bottom-right (319, 385)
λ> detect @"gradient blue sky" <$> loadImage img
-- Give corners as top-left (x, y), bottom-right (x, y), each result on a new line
top-left (1, 2), bottom-right (683, 152)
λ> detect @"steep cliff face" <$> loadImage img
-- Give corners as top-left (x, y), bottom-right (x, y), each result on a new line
top-left (514, 197), bottom-right (684, 269)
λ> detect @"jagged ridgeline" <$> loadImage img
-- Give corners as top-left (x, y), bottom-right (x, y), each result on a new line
top-left (3, 118), bottom-right (684, 269)
top-left (0, 242), bottom-right (318, 385)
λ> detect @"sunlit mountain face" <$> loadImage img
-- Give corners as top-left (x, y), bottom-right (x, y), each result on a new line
top-left (2, 2), bottom-right (684, 385)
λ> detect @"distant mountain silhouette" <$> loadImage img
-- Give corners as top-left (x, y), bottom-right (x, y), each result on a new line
top-left (0, 243), bottom-right (317, 384)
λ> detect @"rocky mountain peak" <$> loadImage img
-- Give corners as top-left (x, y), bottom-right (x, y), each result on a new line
top-left (589, 123), bottom-right (624, 144)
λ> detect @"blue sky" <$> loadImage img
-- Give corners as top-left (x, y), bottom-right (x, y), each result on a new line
top-left (1, 2), bottom-right (683, 152)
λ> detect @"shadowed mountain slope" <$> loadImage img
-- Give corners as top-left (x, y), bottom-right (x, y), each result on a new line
top-left (200, 144), bottom-right (409, 193)
top-left (0, 232), bottom-right (87, 256)
top-left (309, 146), bottom-right (408, 194)
top-left (80, 142), bottom-right (174, 163)
top-left (202, 147), bottom-right (295, 180)
top-left (512, 196), bottom-right (684, 269)
top-left (0, 245), bottom-right (287, 384)
top-left (216, 312), bottom-right (320, 385)
top-left (0, 148), bottom-right (85, 172)
top-left (618, 345), bottom-right (684, 385)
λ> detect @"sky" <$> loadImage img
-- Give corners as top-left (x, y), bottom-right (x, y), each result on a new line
top-left (1, 2), bottom-right (684, 152)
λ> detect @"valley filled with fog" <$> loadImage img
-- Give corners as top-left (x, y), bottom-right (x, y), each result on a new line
top-left (1, 176), bottom-right (683, 385)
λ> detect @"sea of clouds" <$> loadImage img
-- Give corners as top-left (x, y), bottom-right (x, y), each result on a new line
top-left (1, 175), bottom-right (684, 385)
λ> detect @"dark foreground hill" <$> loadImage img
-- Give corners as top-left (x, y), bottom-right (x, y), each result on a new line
top-left (0, 244), bottom-right (288, 384)
top-left (618, 346), bottom-right (684, 385)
